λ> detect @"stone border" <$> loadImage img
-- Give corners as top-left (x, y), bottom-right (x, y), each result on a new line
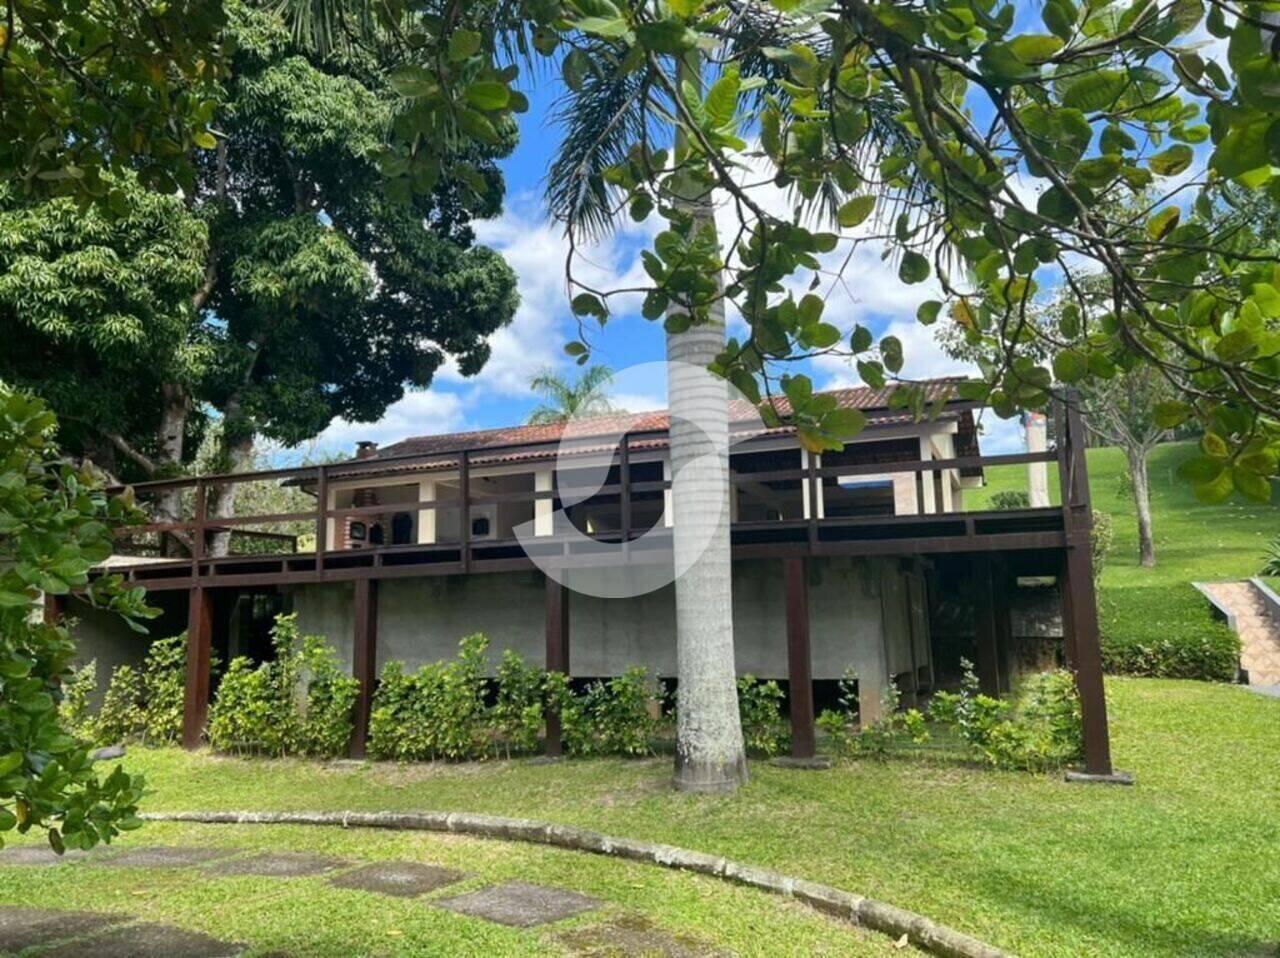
top-left (141, 810), bottom-right (1012, 958)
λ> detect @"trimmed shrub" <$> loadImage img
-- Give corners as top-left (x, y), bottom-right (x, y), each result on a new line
top-left (207, 614), bottom-right (357, 757)
top-left (1090, 508), bottom-right (1113, 580)
top-left (990, 490), bottom-right (1030, 510)
top-left (552, 666), bottom-right (661, 757)
top-left (737, 674), bottom-right (786, 757)
top-left (1100, 586), bottom-right (1240, 681)
top-left (492, 648), bottom-right (545, 758)
top-left (58, 660), bottom-right (98, 744)
top-left (142, 633), bottom-right (188, 744)
top-left (97, 664), bottom-right (146, 745)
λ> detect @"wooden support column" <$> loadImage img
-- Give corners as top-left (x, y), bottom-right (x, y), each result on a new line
top-left (43, 593), bottom-right (65, 626)
top-left (1058, 390), bottom-right (1114, 776)
top-left (992, 554), bottom-right (1013, 694)
top-left (544, 574), bottom-right (569, 757)
top-left (348, 578), bottom-right (378, 758)
top-left (182, 585), bottom-right (213, 749)
top-left (784, 557), bottom-right (816, 759)
top-left (972, 554), bottom-right (1002, 696)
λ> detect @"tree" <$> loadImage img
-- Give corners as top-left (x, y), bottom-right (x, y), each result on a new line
top-left (287, 0), bottom-right (1280, 494)
top-left (0, 0), bottom-right (227, 202)
top-left (1081, 367), bottom-right (1171, 567)
top-left (526, 364), bottom-right (617, 424)
top-left (0, 388), bottom-right (152, 853)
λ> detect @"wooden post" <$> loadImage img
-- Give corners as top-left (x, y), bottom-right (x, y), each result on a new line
top-left (544, 574), bottom-right (569, 757)
top-left (784, 557), bottom-right (816, 759)
top-left (315, 464), bottom-right (327, 574)
top-left (191, 479), bottom-right (206, 576)
top-left (459, 450), bottom-right (471, 573)
top-left (1059, 391), bottom-right (1114, 776)
top-left (182, 585), bottom-right (213, 749)
top-left (972, 554), bottom-right (1002, 696)
top-left (992, 554), bottom-right (1013, 694)
top-left (43, 593), bottom-right (65, 626)
top-left (619, 433), bottom-right (631, 544)
top-left (348, 578), bottom-right (378, 758)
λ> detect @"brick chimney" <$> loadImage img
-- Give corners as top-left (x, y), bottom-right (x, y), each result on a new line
top-left (356, 440), bottom-right (379, 459)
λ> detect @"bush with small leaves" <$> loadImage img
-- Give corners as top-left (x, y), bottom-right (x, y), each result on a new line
top-left (990, 490), bottom-right (1030, 510)
top-left (297, 635), bottom-right (360, 758)
top-left (1260, 535), bottom-right (1280, 579)
top-left (552, 667), bottom-right (661, 757)
top-left (142, 633), bottom-right (189, 745)
top-left (57, 661), bottom-right (98, 745)
top-left (492, 649), bottom-right (545, 758)
top-left (737, 674), bottom-right (786, 757)
top-left (818, 669), bottom-right (929, 759)
top-left (1090, 509), bottom-right (1113, 581)
top-left (97, 665), bottom-right (147, 745)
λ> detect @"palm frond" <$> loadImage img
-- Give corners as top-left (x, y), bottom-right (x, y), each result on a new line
top-left (545, 38), bottom-right (655, 242)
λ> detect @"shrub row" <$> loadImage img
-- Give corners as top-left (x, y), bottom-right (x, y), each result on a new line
top-left (1100, 586), bottom-right (1241, 682)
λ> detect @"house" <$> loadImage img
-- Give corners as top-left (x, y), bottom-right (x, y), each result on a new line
top-left (63, 380), bottom-right (1115, 774)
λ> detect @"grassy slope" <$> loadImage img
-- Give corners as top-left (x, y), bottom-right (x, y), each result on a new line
top-left (969, 440), bottom-right (1279, 649)
top-left (4, 679), bottom-right (1275, 958)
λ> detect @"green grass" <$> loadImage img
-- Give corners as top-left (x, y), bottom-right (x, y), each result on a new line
top-left (5, 678), bottom-right (1278, 957)
top-left (971, 440), bottom-right (1280, 657)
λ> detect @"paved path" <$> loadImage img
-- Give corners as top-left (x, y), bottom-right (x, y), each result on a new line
top-left (0, 842), bottom-right (716, 956)
top-left (1198, 581), bottom-right (1280, 685)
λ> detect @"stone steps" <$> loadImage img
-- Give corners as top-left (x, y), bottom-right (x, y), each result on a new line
top-left (1197, 581), bottom-right (1280, 686)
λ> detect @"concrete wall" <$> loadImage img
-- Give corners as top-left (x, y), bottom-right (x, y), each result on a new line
top-left (289, 556), bottom-right (924, 683)
top-left (64, 596), bottom-right (152, 709)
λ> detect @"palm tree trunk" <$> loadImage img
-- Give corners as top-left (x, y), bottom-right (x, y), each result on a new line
top-left (1127, 443), bottom-right (1156, 568)
top-left (668, 54), bottom-right (747, 794)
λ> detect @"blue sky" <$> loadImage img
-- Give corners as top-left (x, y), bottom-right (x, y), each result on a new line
top-left (307, 74), bottom-right (1032, 460)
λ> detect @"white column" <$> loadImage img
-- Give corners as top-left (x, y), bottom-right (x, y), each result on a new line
top-left (417, 478), bottom-right (436, 544)
top-left (1025, 411), bottom-right (1050, 507)
top-left (535, 469), bottom-right (554, 536)
top-left (918, 437), bottom-right (936, 514)
top-left (801, 450), bottom-right (825, 519)
top-left (325, 486), bottom-right (338, 550)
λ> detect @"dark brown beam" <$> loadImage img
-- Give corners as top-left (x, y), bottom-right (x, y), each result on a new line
top-left (182, 585), bottom-right (213, 749)
top-left (992, 554), bottom-right (1013, 695)
top-left (972, 555), bottom-right (1001, 696)
top-left (544, 574), bottom-right (569, 757)
top-left (784, 557), bottom-right (816, 759)
top-left (348, 578), bottom-right (378, 758)
top-left (619, 434), bottom-right (632, 543)
top-left (1062, 544), bottom-right (1112, 774)
top-left (459, 450), bottom-right (471, 574)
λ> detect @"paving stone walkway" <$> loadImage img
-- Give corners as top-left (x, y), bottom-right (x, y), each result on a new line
top-left (0, 841), bottom-right (617, 953)
top-left (1199, 581), bottom-right (1280, 685)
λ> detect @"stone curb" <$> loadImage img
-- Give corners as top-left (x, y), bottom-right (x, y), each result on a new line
top-left (141, 809), bottom-right (1013, 958)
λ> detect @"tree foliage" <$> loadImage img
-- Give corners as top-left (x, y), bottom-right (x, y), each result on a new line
top-left (526, 364), bottom-right (618, 423)
top-left (291, 0), bottom-right (1280, 498)
top-left (0, 0), bottom-right (227, 200)
top-left (0, 388), bottom-right (152, 852)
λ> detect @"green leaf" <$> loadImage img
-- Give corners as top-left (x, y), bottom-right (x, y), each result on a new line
top-left (880, 335), bottom-right (904, 372)
top-left (193, 131), bottom-right (217, 150)
top-left (570, 293), bottom-right (607, 320)
top-left (1234, 466), bottom-right (1274, 502)
top-left (1152, 400), bottom-right (1192, 429)
top-left (898, 251), bottom-right (930, 284)
top-left (1008, 34), bottom-right (1064, 64)
top-left (1147, 206), bottom-right (1180, 240)
top-left (1215, 329), bottom-right (1257, 363)
top-left (1060, 70), bottom-right (1126, 111)
top-left (1178, 454), bottom-right (1225, 483)
top-left (850, 325), bottom-right (873, 353)
top-left (837, 195), bottom-right (876, 228)
top-left (1052, 349), bottom-right (1088, 383)
top-left (917, 300), bottom-right (942, 325)
top-left (387, 65), bottom-right (436, 98)
top-left (636, 19), bottom-right (697, 53)
top-left (448, 30), bottom-right (482, 62)
top-left (564, 341), bottom-right (589, 357)
top-left (1201, 432), bottom-right (1229, 459)
top-left (577, 16), bottom-right (632, 38)
top-left (1148, 144), bottom-right (1193, 177)
top-left (824, 407), bottom-right (868, 436)
top-left (465, 81), bottom-right (509, 111)
top-left (1194, 467), bottom-right (1235, 503)
top-left (1042, 0), bottom-right (1077, 40)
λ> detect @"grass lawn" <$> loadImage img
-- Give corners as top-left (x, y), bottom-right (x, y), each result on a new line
top-left (5, 677), bottom-right (1277, 957)
top-left (970, 440), bottom-right (1280, 653)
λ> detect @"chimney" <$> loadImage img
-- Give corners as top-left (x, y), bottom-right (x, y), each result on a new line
top-left (356, 440), bottom-right (378, 460)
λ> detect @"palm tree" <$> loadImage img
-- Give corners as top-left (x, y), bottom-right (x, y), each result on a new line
top-left (526, 365), bottom-right (617, 425)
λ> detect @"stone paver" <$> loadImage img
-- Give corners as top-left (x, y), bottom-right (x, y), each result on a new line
top-left (96, 845), bottom-right (237, 869)
top-left (436, 880), bottom-right (599, 927)
top-left (328, 861), bottom-right (463, 897)
top-left (0, 906), bottom-right (126, 953)
top-left (208, 852), bottom-right (346, 878)
top-left (35, 921), bottom-right (243, 958)
top-left (558, 915), bottom-right (728, 956)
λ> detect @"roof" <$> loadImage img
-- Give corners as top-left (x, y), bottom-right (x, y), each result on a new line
top-left (324, 380), bottom-right (981, 481)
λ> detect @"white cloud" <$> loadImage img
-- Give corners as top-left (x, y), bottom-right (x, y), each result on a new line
top-left (309, 389), bottom-right (468, 457)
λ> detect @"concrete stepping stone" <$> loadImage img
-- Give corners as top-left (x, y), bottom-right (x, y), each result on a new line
top-left (208, 851), bottom-right (346, 878)
top-left (34, 921), bottom-right (243, 958)
top-left (328, 861), bottom-right (463, 897)
top-left (559, 916), bottom-right (727, 957)
top-left (0, 906), bottom-right (126, 953)
top-left (435, 880), bottom-right (599, 927)
top-left (96, 845), bottom-right (237, 869)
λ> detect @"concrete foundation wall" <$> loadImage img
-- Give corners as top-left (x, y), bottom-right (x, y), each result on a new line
top-left (65, 596), bottom-right (150, 709)
top-left (289, 557), bottom-right (924, 683)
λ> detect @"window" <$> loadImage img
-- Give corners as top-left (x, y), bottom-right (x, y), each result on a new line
top-left (471, 516), bottom-right (491, 538)
top-left (349, 521), bottom-right (366, 541)
top-left (391, 512), bottom-right (413, 545)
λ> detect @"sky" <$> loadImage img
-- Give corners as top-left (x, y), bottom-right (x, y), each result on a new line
top-left (308, 73), bottom-right (1031, 461)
